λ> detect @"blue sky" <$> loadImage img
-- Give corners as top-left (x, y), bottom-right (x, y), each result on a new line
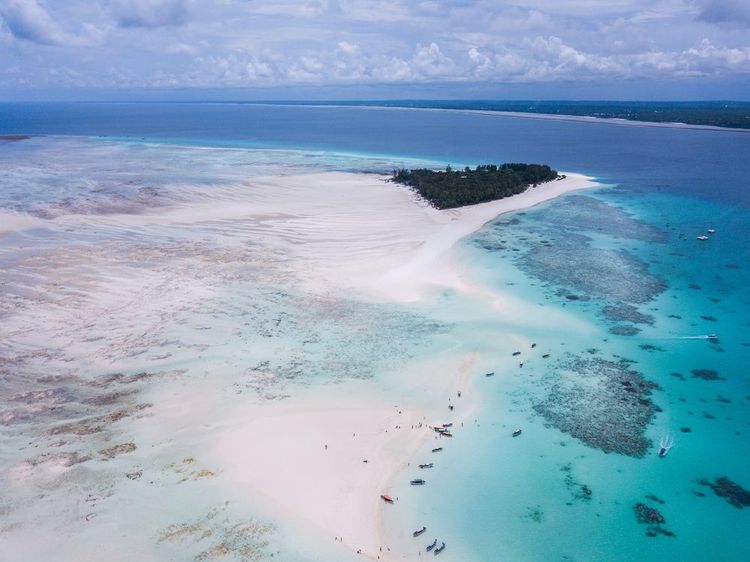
top-left (0, 0), bottom-right (749, 100)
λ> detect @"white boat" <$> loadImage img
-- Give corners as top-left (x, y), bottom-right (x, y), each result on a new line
top-left (707, 228), bottom-right (716, 233)
top-left (697, 235), bottom-right (709, 240)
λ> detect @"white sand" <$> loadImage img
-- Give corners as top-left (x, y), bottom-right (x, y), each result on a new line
top-left (2, 167), bottom-right (598, 560)
top-left (202, 172), bottom-right (599, 559)
top-left (52, 170), bottom-right (595, 302)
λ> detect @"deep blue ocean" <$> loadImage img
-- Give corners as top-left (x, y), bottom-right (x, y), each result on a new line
top-left (1, 102), bottom-right (748, 561)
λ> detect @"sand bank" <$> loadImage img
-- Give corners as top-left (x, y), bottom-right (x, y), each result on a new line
top-left (203, 172), bottom-right (599, 559)
top-left (1, 163), bottom-right (598, 561)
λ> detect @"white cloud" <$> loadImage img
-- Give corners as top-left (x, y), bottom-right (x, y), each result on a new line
top-left (1, 0), bottom-right (749, 93)
top-left (693, 0), bottom-right (750, 27)
top-left (0, 0), bottom-right (98, 46)
top-left (112, 0), bottom-right (188, 28)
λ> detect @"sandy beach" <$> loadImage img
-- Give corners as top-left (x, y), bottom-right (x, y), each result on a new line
top-left (196, 171), bottom-right (600, 560)
top-left (0, 160), bottom-right (598, 561)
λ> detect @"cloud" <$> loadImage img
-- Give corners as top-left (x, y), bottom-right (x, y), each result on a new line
top-left (2, 0), bottom-right (750, 94)
top-left (112, 0), bottom-right (188, 28)
top-left (693, 0), bottom-right (750, 27)
top-left (0, 0), bottom-right (94, 46)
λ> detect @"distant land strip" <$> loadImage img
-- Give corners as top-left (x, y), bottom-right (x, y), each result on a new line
top-left (236, 100), bottom-right (750, 131)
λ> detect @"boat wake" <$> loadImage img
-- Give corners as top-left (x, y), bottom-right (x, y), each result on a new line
top-left (658, 433), bottom-right (675, 457)
top-left (664, 334), bottom-right (718, 340)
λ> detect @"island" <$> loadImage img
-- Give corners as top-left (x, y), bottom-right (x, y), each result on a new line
top-left (392, 163), bottom-right (559, 209)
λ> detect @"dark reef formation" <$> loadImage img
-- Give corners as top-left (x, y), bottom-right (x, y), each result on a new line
top-left (603, 304), bottom-right (655, 325)
top-left (691, 369), bottom-right (725, 381)
top-left (699, 477), bottom-right (750, 508)
top-left (634, 502), bottom-right (675, 538)
top-left (533, 356), bottom-right (660, 457)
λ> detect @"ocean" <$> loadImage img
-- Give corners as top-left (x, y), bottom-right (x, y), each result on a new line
top-left (1, 102), bottom-right (748, 561)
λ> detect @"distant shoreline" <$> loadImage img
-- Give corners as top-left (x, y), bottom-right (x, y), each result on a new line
top-left (217, 101), bottom-right (750, 133)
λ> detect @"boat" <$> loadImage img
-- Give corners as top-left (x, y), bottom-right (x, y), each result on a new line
top-left (431, 447), bottom-right (443, 453)
top-left (512, 351), bottom-right (521, 356)
top-left (419, 463), bottom-right (434, 469)
top-left (485, 372), bottom-right (495, 377)
top-left (542, 354), bottom-right (550, 358)
top-left (707, 334), bottom-right (718, 339)
top-left (531, 343), bottom-right (537, 348)
top-left (440, 431), bottom-right (452, 437)
top-left (513, 429), bottom-right (522, 437)
top-left (413, 526), bottom-right (426, 537)
top-left (658, 447), bottom-right (668, 458)
top-left (380, 494), bottom-right (394, 503)
top-left (707, 228), bottom-right (716, 233)
top-left (411, 479), bottom-right (426, 485)
top-left (434, 542), bottom-right (446, 555)
top-left (442, 423), bottom-right (453, 428)
top-left (426, 539), bottom-right (437, 552)
top-left (697, 235), bottom-right (709, 240)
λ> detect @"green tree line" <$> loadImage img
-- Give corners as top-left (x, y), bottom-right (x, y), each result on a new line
top-left (392, 163), bottom-right (558, 209)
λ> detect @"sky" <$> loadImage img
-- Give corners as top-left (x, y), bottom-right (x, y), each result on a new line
top-left (0, 0), bottom-right (749, 100)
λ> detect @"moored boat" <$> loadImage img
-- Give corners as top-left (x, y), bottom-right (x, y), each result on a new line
top-left (413, 526), bottom-right (426, 537)
top-left (381, 494), bottom-right (394, 503)
top-left (432, 447), bottom-right (443, 453)
top-left (513, 429), bottom-right (522, 437)
top-left (419, 463), bottom-right (434, 469)
top-left (485, 372), bottom-right (495, 377)
top-left (434, 542), bottom-right (446, 555)
top-left (411, 478), bottom-right (426, 485)
top-left (426, 539), bottom-right (437, 552)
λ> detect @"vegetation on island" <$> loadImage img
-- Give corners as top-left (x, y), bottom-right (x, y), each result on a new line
top-left (392, 163), bottom-right (558, 209)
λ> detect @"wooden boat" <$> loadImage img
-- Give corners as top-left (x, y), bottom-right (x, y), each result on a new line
top-left (431, 447), bottom-right (443, 453)
top-left (434, 542), bottom-right (446, 555)
top-left (513, 429), bottom-right (522, 437)
top-left (485, 372), bottom-right (495, 377)
top-left (512, 351), bottom-right (521, 356)
top-left (426, 539), bottom-right (437, 552)
top-left (419, 463), bottom-right (434, 469)
top-left (442, 423), bottom-right (453, 428)
top-left (440, 431), bottom-right (452, 437)
top-left (380, 494), bottom-right (394, 503)
top-left (542, 354), bottom-right (550, 358)
top-left (410, 478), bottom-right (426, 485)
top-left (531, 343), bottom-right (537, 348)
top-left (413, 526), bottom-right (426, 537)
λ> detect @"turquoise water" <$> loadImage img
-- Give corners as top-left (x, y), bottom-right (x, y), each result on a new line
top-left (1, 103), bottom-right (749, 561)
top-left (386, 187), bottom-right (750, 560)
